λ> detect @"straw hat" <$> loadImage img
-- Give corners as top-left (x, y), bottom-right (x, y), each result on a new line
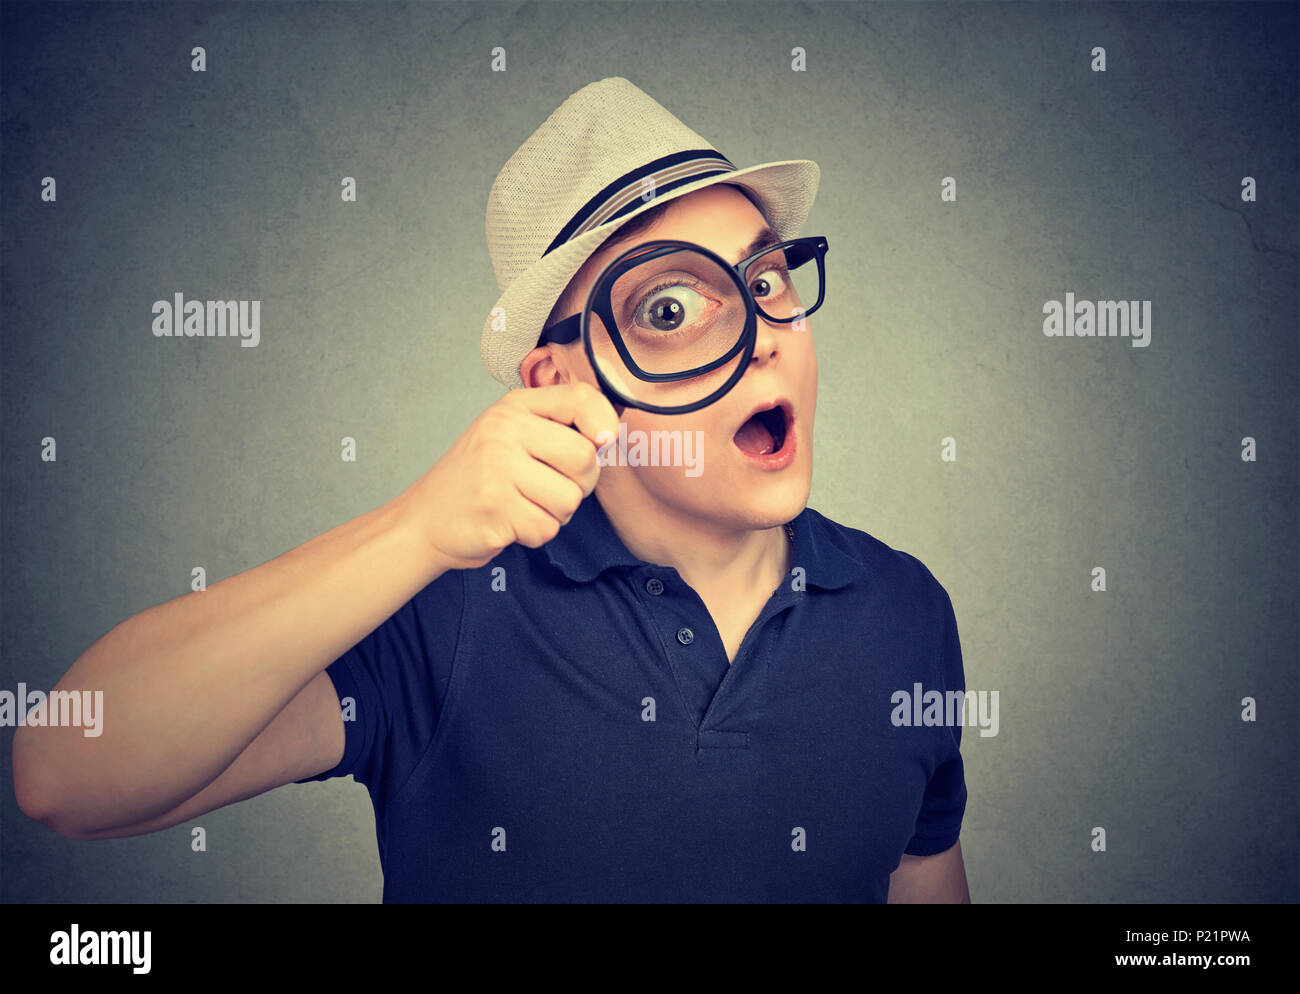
top-left (481, 76), bottom-right (821, 388)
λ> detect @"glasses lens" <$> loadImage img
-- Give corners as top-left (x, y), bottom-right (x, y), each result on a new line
top-left (745, 241), bottom-right (822, 324)
top-left (586, 246), bottom-right (749, 409)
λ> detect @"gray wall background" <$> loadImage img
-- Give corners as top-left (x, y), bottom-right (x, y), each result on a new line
top-left (2, 0), bottom-right (1295, 903)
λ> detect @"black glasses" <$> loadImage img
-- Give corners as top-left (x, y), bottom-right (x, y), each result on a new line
top-left (539, 234), bottom-right (829, 414)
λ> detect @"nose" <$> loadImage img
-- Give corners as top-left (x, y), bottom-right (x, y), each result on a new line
top-left (749, 313), bottom-right (785, 367)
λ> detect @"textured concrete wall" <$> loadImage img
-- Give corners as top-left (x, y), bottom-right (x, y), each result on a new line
top-left (2, 0), bottom-right (1295, 903)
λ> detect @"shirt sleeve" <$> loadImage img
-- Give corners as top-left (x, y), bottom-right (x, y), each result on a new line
top-left (903, 583), bottom-right (968, 856)
top-left (294, 567), bottom-right (466, 803)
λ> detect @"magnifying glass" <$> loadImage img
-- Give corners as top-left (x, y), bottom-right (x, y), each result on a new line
top-left (538, 236), bottom-right (828, 416)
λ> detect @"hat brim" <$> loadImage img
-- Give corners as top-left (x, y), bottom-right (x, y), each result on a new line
top-left (480, 158), bottom-right (821, 389)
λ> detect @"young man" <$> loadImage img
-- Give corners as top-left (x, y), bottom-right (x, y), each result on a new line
top-left (13, 77), bottom-right (969, 902)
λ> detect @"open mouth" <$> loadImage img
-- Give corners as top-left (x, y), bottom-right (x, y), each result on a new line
top-left (733, 403), bottom-right (791, 457)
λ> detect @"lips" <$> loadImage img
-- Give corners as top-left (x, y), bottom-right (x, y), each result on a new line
top-left (732, 399), bottom-right (793, 457)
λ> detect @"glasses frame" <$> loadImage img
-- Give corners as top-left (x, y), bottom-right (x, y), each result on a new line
top-left (538, 234), bottom-right (829, 415)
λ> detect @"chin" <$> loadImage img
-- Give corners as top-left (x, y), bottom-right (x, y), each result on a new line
top-left (694, 466), bottom-right (813, 531)
top-left (751, 473), bottom-right (812, 525)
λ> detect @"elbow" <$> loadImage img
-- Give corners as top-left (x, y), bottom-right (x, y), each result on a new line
top-left (13, 769), bottom-right (61, 834)
top-left (12, 733), bottom-right (95, 840)
top-left (15, 786), bottom-right (98, 840)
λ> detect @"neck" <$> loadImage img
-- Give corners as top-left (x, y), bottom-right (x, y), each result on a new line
top-left (593, 485), bottom-right (792, 601)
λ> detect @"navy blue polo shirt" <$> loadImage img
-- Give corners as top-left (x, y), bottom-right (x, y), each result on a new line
top-left (297, 493), bottom-right (967, 902)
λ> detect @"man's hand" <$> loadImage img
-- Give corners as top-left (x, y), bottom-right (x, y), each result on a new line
top-left (887, 839), bottom-right (971, 903)
top-left (401, 382), bottom-right (620, 571)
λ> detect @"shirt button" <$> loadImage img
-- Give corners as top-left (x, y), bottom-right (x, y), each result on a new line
top-left (676, 627), bottom-right (694, 645)
top-left (645, 577), bottom-right (665, 596)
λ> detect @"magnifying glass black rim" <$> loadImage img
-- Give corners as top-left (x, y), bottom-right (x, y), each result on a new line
top-left (580, 239), bottom-right (758, 416)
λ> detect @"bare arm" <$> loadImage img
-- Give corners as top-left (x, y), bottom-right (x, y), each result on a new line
top-left (57, 669), bottom-right (344, 841)
top-left (12, 493), bottom-right (443, 839)
top-left (12, 383), bottom-right (616, 841)
top-left (887, 839), bottom-right (971, 903)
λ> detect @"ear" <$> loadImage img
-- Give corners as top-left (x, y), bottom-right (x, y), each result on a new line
top-left (519, 344), bottom-right (566, 388)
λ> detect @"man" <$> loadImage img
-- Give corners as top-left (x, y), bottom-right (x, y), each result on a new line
top-left (13, 77), bottom-right (969, 903)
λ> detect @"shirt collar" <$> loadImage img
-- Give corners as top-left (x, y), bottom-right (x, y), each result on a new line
top-left (542, 493), bottom-right (645, 582)
top-left (543, 494), bottom-right (864, 590)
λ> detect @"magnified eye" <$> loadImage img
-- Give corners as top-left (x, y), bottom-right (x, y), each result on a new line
top-left (634, 282), bottom-right (716, 334)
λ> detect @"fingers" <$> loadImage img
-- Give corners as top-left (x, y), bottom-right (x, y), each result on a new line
top-left (447, 383), bottom-right (619, 555)
top-left (507, 488), bottom-right (568, 549)
top-left (509, 382), bottom-right (620, 449)
top-left (511, 456), bottom-right (585, 538)
top-left (520, 417), bottom-right (602, 497)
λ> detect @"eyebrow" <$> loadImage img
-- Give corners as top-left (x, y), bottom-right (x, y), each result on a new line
top-left (735, 226), bottom-right (781, 265)
top-left (610, 223), bottom-right (782, 271)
